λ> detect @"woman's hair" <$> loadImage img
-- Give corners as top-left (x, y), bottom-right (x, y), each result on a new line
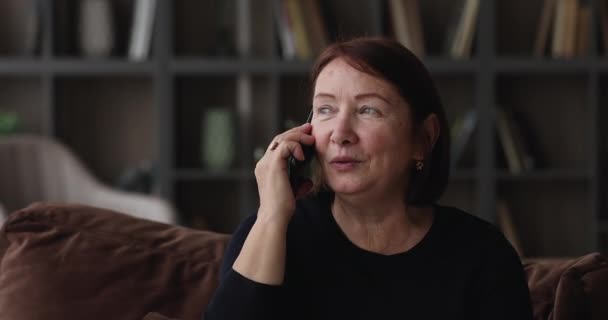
top-left (309, 37), bottom-right (450, 205)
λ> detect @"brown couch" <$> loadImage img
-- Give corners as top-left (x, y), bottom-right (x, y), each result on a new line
top-left (0, 203), bottom-right (606, 320)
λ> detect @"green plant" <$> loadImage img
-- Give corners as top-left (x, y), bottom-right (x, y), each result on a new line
top-left (0, 111), bottom-right (19, 136)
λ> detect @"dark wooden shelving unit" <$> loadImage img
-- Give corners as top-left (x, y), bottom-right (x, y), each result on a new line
top-left (0, 0), bottom-right (605, 256)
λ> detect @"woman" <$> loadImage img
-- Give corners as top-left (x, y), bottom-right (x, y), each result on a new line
top-left (205, 38), bottom-right (532, 320)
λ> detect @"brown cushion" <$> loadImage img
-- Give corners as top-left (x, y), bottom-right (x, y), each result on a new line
top-left (524, 253), bottom-right (608, 320)
top-left (0, 202), bottom-right (231, 320)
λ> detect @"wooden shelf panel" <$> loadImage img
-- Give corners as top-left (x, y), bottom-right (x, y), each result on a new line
top-left (497, 180), bottom-right (591, 257)
top-left (495, 170), bottom-right (590, 181)
top-left (55, 76), bottom-right (156, 184)
top-left (495, 74), bottom-right (589, 171)
top-left (0, 59), bottom-right (155, 75)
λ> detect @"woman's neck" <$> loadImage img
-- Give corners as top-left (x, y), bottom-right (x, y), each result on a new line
top-left (331, 192), bottom-right (433, 255)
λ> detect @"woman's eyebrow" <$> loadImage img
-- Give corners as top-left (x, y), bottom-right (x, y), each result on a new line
top-left (355, 93), bottom-right (391, 104)
top-left (313, 93), bottom-right (335, 100)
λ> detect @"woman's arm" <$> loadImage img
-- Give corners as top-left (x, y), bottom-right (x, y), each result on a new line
top-left (205, 124), bottom-right (314, 320)
top-left (204, 214), bottom-right (289, 320)
top-left (232, 213), bottom-right (289, 284)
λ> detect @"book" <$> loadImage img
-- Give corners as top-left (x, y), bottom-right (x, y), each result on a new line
top-left (533, 0), bottom-right (557, 57)
top-left (300, 0), bottom-right (328, 58)
top-left (497, 199), bottom-right (524, 257)
top-left (601, 0), bottom-right (608, 55)
top-left (284, 0), bottom-right (312, 60)
top-left (449, 0), bottom-right (479, 59)
top-left (576, 4), bottom-right (590, 56)
top-left (389, 0), bottom-right (425, 57)
top-left (496, 107), bottom-right (535, 174)
top-left (128, 0), bottom-right (157, 61)
top-left (443, 0), bottom-right (466, 57)
top-left (552, 0), bottom-right (579, 58)
top-left (389, 0), bottom-right (413, 54)
top-left (273, 0), bottom-right (296, 59)
top-left (552, 0), bottom-right (567, 57)
top-left (405, 0), bottom-right (425, 57)
top-left (458, 0), bottom-right (480, 59)
top-left (450, 109), bottom-right (477, 168)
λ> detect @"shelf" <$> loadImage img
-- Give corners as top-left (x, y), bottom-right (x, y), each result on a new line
top-left (0, 58), bottom-right (155, 75)
top-left (174, 169), bottom-right (253, 181)
top-left (496, 170), bottom-right (590, 181)
top-left (51, 59), bottom-right (156, 75)
top-left (423, 58), bottom-right (479, 73)
top-left (171, 59), bottom-right (312, 75)
top-left (494, 58), bottom-right (593, 73)
top-left (0, 59), bottom-right (47, 74)
top-left (170, 57), bottom-right (479, 75)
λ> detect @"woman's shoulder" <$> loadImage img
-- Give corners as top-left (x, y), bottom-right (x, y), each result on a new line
top-left (433, 205), bottom-right (517, 256)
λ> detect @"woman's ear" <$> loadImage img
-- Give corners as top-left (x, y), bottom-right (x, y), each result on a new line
top-left (413, 114), bottom-right (440, 161)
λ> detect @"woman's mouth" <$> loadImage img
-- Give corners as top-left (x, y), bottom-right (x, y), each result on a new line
top-left (329, 157), bottom-right (362, 171)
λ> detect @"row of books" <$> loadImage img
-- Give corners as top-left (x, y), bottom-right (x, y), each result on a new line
top-left (534, 0), bottom-right (591, 58)
top-left (273, 0), bottom-right (480, 60)
top-left (273, 0), bottom-right (328, 61)
top-left (450, 106), bottom-right (538, 174)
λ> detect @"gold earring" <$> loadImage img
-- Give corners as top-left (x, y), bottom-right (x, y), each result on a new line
top-left (415, 160), bottom-right (424, 171)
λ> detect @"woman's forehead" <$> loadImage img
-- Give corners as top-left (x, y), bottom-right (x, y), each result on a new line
top-left (315, 59), bottom-right (397, 97)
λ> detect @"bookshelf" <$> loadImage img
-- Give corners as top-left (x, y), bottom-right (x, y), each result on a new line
top-left (0, 0), bottom-right (605, 257)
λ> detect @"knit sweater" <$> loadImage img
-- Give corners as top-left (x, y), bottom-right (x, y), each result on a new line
top-left (205, 191), bottom-right (533, 320)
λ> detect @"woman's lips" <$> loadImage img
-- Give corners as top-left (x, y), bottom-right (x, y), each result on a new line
top-left (329, 157), bottom-right (362, 171)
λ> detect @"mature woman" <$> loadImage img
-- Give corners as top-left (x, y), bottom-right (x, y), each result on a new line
top-left (205, 38), bottom-right (532, 320)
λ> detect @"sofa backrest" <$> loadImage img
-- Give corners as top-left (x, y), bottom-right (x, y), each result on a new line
top-left (0, 202), bottom-right (230, 320)
top-left (1, 202), bottom-right (607, 320)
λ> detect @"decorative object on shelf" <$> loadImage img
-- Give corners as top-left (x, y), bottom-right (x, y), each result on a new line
top-left (1, 0), bottom-right (40, 56)
top-left (202, 108), bottom-right (236, 170)
top-left (0, 111), bottom-right (19, 136)
top-left (128, 0), bottom-right (157, 61)
top-left (79, 0), bottom-right (115, 58)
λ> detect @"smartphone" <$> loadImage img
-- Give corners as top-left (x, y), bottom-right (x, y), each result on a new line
top-left (287, 110), bottom-right (314, 193)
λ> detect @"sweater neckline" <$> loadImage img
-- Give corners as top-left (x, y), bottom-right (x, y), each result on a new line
top-left (318, 192), bottom-right (440, 260)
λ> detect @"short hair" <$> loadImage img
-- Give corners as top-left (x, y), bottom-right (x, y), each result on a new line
top-left (309, 37), bottom-right (450, 205)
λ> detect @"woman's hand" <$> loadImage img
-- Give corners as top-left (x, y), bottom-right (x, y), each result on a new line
top-left (254, 123), bottom-right (315, 225)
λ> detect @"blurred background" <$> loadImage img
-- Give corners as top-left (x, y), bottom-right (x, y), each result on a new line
top-left (0, 0), bottom-right (606, 259)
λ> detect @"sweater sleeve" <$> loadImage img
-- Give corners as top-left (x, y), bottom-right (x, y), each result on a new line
top-left (475, 228), bottom-right (534, 320)
top-left (203, 214), bottom-right (287, 320)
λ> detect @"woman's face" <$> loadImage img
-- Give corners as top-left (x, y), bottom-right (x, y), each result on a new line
top-left (312, 58), bottom-right (421, 197)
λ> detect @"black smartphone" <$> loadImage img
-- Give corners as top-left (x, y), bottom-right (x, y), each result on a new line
top-left (287, 110), bottom-right (314, 193)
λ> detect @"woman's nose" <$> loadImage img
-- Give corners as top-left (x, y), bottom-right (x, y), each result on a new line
top-left (330, 113), bottom-right (358, 145)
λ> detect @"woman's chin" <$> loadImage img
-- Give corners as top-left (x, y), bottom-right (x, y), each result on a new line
top-left (327, 179), bottom-right (367, 195)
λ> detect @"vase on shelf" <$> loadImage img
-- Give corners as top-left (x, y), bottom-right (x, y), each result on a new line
top-left (79, 0), bottom-right (115, 58)
top-left (201, 108), bottom-right (236, 171)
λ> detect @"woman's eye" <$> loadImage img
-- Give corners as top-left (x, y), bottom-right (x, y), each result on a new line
top-left (316, 105), bottom-right (333, 114)
top-left (360, 106), bottom-right (379, 115)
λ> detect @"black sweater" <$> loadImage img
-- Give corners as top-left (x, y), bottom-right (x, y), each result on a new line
top-left (205, 192), bottom-right (533, 320)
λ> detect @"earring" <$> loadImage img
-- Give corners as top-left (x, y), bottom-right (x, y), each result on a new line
top-left (415, 160), bottom-right (424, 171)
